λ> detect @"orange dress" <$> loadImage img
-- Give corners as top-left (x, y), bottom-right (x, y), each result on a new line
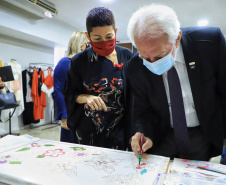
top-left (44, 68), bottom-right (53, 89)
top-left (31, 69), bottom-right (46, 120)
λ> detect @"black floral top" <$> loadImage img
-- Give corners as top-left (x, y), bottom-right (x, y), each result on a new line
top-left (65, 45), bottom-right (133, 149)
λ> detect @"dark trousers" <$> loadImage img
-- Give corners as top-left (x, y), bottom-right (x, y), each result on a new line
top-left (60, 128), bottom-right (75, 143)
top-left (151, 126), bottom-right (212, 161)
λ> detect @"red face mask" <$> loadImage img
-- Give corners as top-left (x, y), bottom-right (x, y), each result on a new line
top-left (90, 37), bottom-right (116, 56)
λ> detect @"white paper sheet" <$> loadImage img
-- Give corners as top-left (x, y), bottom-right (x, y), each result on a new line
top-left (0, 135), bottom-right (40, 153)
top-left (170, 158), bottom-right (226, 182)
top-left (0, 138), bottom-right (169, 185)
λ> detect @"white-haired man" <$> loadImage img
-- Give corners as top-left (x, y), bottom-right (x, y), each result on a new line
top-left (125, 4), bottom-right (226, 160)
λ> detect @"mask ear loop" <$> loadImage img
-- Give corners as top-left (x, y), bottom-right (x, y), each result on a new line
top-left (88, 36), bottom-right (99, 62)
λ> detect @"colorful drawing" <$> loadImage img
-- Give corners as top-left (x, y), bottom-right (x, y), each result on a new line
top-left (71, 147), bottom-right (86, 151)
top-left (75, 152), bottom-right (88, 157)
top-left (84, 153), bottom-right (123, 174)
top-left (126, 157), bottom-right (157, 173)
top-left (0, 138), bottom-right (169, 185)
top-left (141, 169), bottom-right (147, 175)
top-left (171, 158), bottom-right (226, 182)
top-left (0, 155), bottom-right (22, 165)
top-left (31, 143), bottom-right (41, 147)
top-left (42, 149), bottom-right (65, 157)
top-left (50, 161), bottom-right (77, 177)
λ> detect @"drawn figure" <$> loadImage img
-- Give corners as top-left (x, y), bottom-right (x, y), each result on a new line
top-left (103, 174), bottom-right (143, 185)
top-left (84, 154), bottom-right (123, 174)
top-left (42, 149), bottom-right (65, 157)
top-left (49, 161), bottom-right (77, 177)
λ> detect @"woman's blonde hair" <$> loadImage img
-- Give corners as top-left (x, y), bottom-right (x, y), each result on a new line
top-left (66, 31), bottom-right (89, 58)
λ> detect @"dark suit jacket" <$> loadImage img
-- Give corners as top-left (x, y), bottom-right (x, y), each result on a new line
top-left (124, 27), bottom-right (226, 158)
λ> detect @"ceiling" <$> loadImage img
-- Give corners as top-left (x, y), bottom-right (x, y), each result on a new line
top-left (0, 0), bottom-right (226, 48)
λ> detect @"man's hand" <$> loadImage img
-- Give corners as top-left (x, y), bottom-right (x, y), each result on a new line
top-left (131, 132), bottom-right (153, 159)
top-left (61, 118), bottom-right (70, 130)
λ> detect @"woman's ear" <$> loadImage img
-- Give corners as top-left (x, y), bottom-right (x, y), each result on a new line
top-left (85, 32), bottom-right (90, 41)
top-left (115, 28), bottom-right (118, 35)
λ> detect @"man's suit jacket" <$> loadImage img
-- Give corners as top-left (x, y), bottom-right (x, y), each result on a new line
top-left (124, 27), bottom-right (226, 158)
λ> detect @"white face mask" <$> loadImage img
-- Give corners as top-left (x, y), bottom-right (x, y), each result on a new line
top-left (142, 48), bottom-right (175, 75)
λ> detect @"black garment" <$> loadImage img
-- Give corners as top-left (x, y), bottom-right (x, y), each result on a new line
top-left (125, 27), bottom-right (226, 160)
top-left (22, 70), bottom-right (40, 125)
top-left (151, 126), bottom-right (211, 161)
top-left (64, 45), bottom-right (133, 149)
top-left (28, 71), bottom-right (33, 88)
top-left (37, 68), bottom-right (42, 96)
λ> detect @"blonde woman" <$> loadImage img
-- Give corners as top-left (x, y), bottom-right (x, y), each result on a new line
top-left (53, 31), bottom-right (89, 143)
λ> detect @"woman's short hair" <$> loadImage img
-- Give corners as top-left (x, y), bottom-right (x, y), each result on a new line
top-left (66, 31), bottom-right (88, 58)
top-left (127, 4), bottom-right (180, 46)
top-left (86, 7), bottom-right (115, 35)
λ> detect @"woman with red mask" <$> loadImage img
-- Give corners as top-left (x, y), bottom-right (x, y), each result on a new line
top-left (64, 7), bottom-right (133, 149)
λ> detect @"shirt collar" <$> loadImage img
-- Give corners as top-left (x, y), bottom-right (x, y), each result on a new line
top-left (175, 42), bottom-right (185, 64)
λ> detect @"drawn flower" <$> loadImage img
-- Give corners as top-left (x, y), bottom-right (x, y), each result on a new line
top-left (84, 154), bottom-right (123, 174)
top-left (42, 149), bottom-right (65, 157)
top-left (0, 155), bottom-right (22, 165)
top-left (0, 155), bottom-right (10, 164)
top-left (31, 143), bottom-right (41, 147)
top-left (76, 152), bottom-right (87, 157)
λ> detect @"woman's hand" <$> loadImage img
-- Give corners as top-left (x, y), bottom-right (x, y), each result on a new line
top-left (61, 118), bottom-right (70, 130)
top-left (76, 94), bottom-right (107, 111)
top-left (0, 77), bottom-right (5, 89)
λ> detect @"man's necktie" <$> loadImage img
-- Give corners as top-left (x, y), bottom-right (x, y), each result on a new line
top-left (167, 66), bottom-right (191, 154)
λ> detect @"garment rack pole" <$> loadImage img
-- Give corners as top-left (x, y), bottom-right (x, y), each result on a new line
top-left (0, 111), bottom-right (20, 138)
top-left (29, 63), bottom-right (54, 66)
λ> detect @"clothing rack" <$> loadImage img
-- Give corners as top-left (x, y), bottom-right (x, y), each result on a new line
top-left (29, 63), bottom-right (54, 68)
top-left (27, 63), bottom-right (58, 130)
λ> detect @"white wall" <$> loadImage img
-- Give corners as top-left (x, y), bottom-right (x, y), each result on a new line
top-left (0, 6), bottom-right (75, 48)
top-left (0, 35), bottom-right (55, 135)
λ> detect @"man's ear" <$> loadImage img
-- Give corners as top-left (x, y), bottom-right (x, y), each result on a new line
top-left (176, 30), bottom-right (182, 48)
top-left (85, 32), bottom-right (90, 41)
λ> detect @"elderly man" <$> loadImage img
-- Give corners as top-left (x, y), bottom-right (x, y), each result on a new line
top-left (125, 4), bottom-right (226, 161)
